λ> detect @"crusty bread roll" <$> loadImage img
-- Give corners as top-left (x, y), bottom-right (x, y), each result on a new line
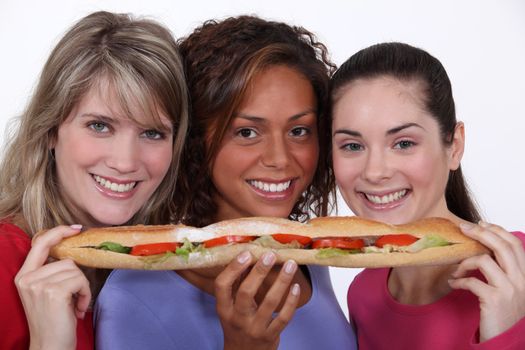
top-left (50, 216), bottom-right (489, 269)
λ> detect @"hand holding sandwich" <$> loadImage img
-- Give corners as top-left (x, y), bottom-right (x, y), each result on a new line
top-left (216, 251), bottom-right (301, 350)
top-left (15, 225), bottom-right (91, 350)
top-left (449, 221), bottom-right (525, 341)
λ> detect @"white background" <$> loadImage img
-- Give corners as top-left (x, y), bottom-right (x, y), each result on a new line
top-left (1, 0), bottom-right (524, 319)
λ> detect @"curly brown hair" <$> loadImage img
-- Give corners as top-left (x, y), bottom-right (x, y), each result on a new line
top-left (175, 15), bottom-right (336, 227)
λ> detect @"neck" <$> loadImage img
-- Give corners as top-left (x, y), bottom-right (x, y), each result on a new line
top-left (388, 264), bottom-right (457, 305)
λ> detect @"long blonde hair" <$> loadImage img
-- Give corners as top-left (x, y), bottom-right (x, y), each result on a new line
top-left (0, 11), bottom-right (189, 235)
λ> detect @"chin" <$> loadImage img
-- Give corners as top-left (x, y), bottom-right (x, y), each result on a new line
top-left (93, 211), bottom-right (135, 226)
top-left (252, 205), bottom-right (295, 219)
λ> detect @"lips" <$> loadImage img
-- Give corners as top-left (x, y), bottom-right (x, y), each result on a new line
top-left (364, 189), bottom-right (408, 205)
top-left (93, 174), bottom-right (137, 193)
top-left (247, 179), bottom-right (292, 193)
top-left (246, 178), bottom-right (297, 201)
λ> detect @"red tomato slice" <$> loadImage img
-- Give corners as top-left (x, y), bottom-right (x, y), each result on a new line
top-left (203, 235), bottom-right (256, 248)
top-left (311, 237), bottom-right (365, 250)
top-left (271, 233), bottom-right (312, 246)
top-left (375, 234), bottom-right (418, 248)
top-left (130, 242), bottom-right (180, 256)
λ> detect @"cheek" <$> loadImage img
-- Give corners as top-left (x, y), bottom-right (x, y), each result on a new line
top-left (406, 152), bottom-right (448, 187)
top-left (332, 152), bottom-right (359, 189)
top-left (143, 144), bottom-right (173, 178)
top-left (214, 144), bottom-right (258, 174)
top-left (55, 133), bottom-right (101, 169)
top-left (294, 142), bottom-right (319, 177)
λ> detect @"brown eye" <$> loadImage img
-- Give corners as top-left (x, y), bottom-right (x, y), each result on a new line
top-left (237, 128), bottom-right (257, 138)
top-left (290, 127), bottom-right (309, 137)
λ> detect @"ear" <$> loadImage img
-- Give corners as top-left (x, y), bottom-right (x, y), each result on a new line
top-left (448, 122), bottom-right (465, 171)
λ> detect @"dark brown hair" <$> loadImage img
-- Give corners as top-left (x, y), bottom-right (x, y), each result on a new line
top-left (331, 42), bottom-right (481, 222)
top-left (176, 15), bottom-right (336, 227)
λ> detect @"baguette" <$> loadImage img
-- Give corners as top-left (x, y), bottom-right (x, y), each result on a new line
top-left (49, 216), bottom-right (489, 269)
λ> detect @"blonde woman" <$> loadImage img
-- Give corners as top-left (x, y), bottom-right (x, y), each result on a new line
top-left (0, 11), bottom-right (188, 350)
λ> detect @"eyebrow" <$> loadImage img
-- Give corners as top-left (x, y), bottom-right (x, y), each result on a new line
top-left (236, 109), bottom-right (316, 123)
top-left (79, 113), bottom-right (118, 124)
top-left (333, 122), bottom-right (425, 137)
top-left (386, 122), bottom-right (425, 135)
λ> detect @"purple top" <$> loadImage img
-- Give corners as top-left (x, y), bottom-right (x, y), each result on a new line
top-left (95, 265), bottom-right (357, 349)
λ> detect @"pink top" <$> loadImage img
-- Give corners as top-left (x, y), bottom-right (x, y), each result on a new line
top-left (347, 231), bottom-right (525, 350)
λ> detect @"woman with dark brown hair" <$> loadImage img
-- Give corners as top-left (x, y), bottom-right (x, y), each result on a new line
top-left (95, 15), bottom-right (357, 350)
top-left (332, 42), bottom-right (525, 349)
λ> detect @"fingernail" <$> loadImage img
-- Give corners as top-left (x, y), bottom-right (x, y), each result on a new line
top-left (262, 252), bottom-right (276, 266)
top-left (460, 222), bottom-right (474, 231)
top-left (237, 251), bottom-right (251, 264)
top-left (70, 224), bottom-right (82, 230)
top-left (284, 260), bottom-right (297, 274)
top-left (291, 283), bottom-right (300, 296)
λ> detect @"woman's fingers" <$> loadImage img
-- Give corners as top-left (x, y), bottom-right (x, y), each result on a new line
top-left (451, 254), bottom-right (507, 287)
top-left (233, 252), bottom-right (277, 317)
top-left (217, 252), bottom-right (302, 348)
top-left (215, 251), bottom-right (253, 314)
top-left (18, 225), bottom-right (82, 277)
top-left (256, 260), bottom-right (300, 336)
top-left (266, 283), bottom-right (301, 336)
top-left (478, 222), bottom-right (525, 275)
top-left (16, 259), bottom-right (91, 319)
top-left (460, 222), bottom-right (522, 277)
top-left (457, 221), bottom-right (525, 341)
top-left (255, 260), bottom-right (298, 322)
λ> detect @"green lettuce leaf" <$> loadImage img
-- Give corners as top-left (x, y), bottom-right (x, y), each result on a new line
top-left (96, 242), bottom-right (131, 254)
top-left (315, 248), bottom-right (361, 259)
top-left (405, 234), bottom-right (450, 253)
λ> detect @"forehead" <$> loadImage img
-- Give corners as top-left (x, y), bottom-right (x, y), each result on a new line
top-left (241, 66), bottom-right (315, 104)
top-left (332, 77), bottom-right (430, 128)
top-left (74, 75), bottom-right (171, 129)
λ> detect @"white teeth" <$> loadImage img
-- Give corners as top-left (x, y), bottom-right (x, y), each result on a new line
top-left (249, 180), bottom-right (292, 193)
top-left (365, 190), bottom-right (407, 204)
top-left (93, 175), bottom-right (136, 193)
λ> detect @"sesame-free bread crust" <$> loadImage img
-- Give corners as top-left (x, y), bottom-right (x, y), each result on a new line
top-left (50, 216), bottom-right (489, 269)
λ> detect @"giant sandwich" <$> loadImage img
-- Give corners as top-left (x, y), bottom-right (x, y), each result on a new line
top-left (49, 216), bottom-right (489, 269)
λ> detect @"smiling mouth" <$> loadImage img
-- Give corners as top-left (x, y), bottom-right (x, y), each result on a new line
top-left (364, 189), bottom-right (408, 205)
top-left (93, 175), bottom-right (137, 193)
top-left (247, 179), bottom-right (292, 193)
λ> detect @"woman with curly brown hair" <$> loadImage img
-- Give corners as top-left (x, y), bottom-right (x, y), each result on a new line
top-left (95, 15), bottom-right (356, 350)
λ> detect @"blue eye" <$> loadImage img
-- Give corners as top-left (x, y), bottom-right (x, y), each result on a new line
top-left (237, 128), bottom-right (257, 138)
top-left (394, 140), bottom-right (415, 149)
top-left (88, 122), bottom-right (109, 133)
top-left (342, 143), bottom-right (363, 152)
top-left (142, 129), bottom-right (164, 140)
top-left (290, 127), bottom-right (310, 137)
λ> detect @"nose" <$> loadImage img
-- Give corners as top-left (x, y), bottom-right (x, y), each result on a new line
top-left (362, 148), bottom-right (392, 183)
top-left (261, 134), bottom-right (290, 169)
top-left (105, 135), bottom-right (141, 174)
